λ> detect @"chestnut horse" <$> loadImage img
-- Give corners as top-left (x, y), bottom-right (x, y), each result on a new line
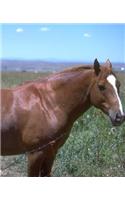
top-left (1, 59), bottom-right (125, 176)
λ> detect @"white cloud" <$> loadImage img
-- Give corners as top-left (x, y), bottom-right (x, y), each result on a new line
top-left (16, 28), bottom-right (24, 33)
top-left (83, 33), bottom-right (91, 38)
top-left (40, 27), bottom-right (50, 32)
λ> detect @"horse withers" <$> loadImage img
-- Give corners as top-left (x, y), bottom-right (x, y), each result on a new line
top-left (1, 59), bottom-right (125, 176)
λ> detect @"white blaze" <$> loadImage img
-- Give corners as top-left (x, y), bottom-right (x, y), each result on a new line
top-left (107, 74), bottom-right (124, 115)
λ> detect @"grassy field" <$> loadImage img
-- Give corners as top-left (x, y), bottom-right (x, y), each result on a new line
top-left (1, 71), bottom-right (125, 177)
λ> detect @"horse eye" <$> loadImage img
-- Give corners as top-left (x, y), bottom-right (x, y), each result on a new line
top-left (98, 85), bottom-right (106, 91)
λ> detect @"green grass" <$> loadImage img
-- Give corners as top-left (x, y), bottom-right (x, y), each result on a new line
top-left (1, 71), bottom-right (125, 177)
top-left (1, 71), bottom-right (50, 88)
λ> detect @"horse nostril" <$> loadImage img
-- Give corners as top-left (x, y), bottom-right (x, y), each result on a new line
top-left (115, 112), bottom-right (122, 122)
top-left (116, 113), bottom-right (121, 118)
top-left (109, 110), bottom-right (125, 125)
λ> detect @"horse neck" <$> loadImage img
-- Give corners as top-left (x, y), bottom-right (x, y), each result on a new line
top-left (50, 69), bottom-right (94, 121)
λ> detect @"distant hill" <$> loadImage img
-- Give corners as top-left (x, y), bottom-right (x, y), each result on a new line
top-left (1, 60), bottom-right (78, 72)
top-left (1, 59), bottom-right (125, 72)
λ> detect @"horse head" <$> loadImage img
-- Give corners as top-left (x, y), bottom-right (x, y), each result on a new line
top-left (90, 59), bottom-right (125, 126)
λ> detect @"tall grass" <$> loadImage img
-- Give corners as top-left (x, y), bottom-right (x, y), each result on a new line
top-left (1, 71), bottom-right (125, 176)
top-left (53, 108), bottom-right (125, 176)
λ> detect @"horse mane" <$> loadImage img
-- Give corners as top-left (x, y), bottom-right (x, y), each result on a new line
top-left (59, 64), bottom-right (93, 73)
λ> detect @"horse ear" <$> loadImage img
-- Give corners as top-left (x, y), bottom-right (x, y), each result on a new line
top-left (94, 58), bottom-right (101, 76)
top-left (106, 59), bottom-right (112, 70)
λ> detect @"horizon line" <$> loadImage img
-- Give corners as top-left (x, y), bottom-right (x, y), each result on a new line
top-left (0, 58), bottom-right (125, 64)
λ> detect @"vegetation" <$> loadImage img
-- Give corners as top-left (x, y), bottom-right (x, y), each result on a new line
top-left (1, 71), bottom-right (125, 177)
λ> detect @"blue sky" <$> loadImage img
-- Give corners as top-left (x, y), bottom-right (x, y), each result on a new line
top-left (1, 24), bottom-right (125, 62)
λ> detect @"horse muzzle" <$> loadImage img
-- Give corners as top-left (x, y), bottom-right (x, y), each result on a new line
top-left (109, 110), bottom-right (125, 126)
